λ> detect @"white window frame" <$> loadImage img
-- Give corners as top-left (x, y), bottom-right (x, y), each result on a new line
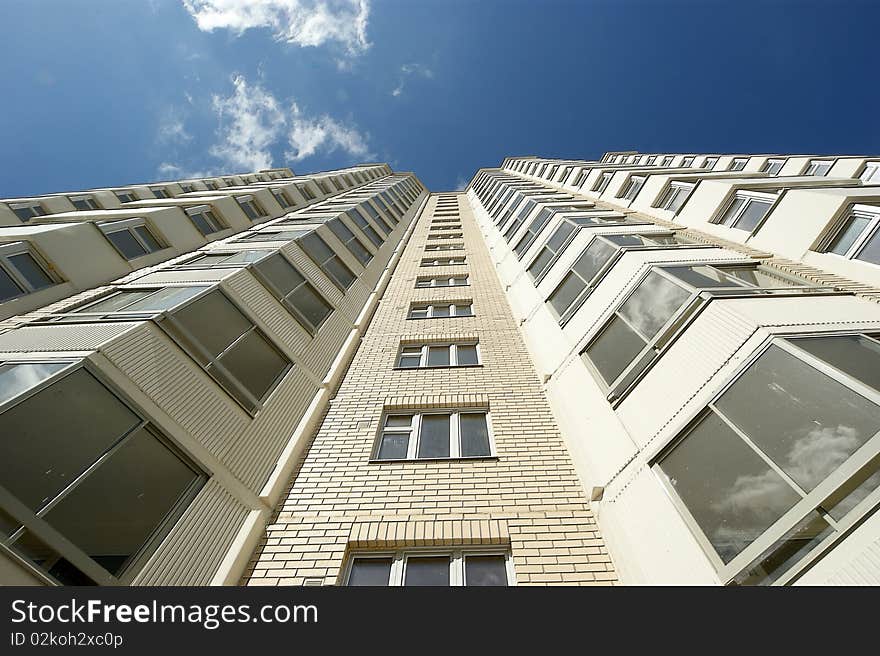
top-left (235, 195), bottom-right (266, 221)
top-left (651, 333), bottom-right (880, 586)
top-left (415, 275), bottom-right (469, 288)
top-left (424, 243), bottom-right (464, 252)
top-left (762, 159), bottom-right (785, 176)
top-left (420, 256), bottom-right (466, 267)
top-left (408, 302), bottom-right (473, 319)
top-left (427, 232), bottom-right (464, 240)
top-left (0, 241), bottom-right (59, 300)
top-left (185, 205), bottom-right (225, 236)
top-left (821, 204), bottom-right (880, 263)
top-left (804, 159), bottom-right (833, 177)
top-left (594, 172), bottom-right (614, 193)
top-left (681, 156), bottom-right (695, 167)
top-left (150, 187), bottom-right (170, 199)
top-left (703, 157), bottom-right (718, 169)
top-left (372, 409), bottom-right (495, 461)
top-left (620, 176), bottom-right (646, 201)
top-left (396, 342), bottom-right (481, 368)
top-left (344, 548), bottom-right (514, 586)
top-left (68, 195), bottom-right (100, 211)
top-left (115, 190), bottom-right (137, 203)
top-left (714, 190), bottom-right (778, 231)
top-left (729, 158), bottom-right (748, 171)
top-left (860, 162), bottom-right (880, 184)
top-left (655, 182), bottom-right (696, 213)
top-left (98, 218), bottom-right (166, 260)
top-left (8, 201), bottom-right (47, 222)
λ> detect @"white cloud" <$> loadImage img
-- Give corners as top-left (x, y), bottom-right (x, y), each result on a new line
top-left (454, 176), bottom-right (468, 191)
top-left (181, 0), bottom-right (371, 56)
top-left (157, 74), bottom-right (372, 177)
top-left (209, 74), bottom-right (286, 171)
top-left (391, 62), bottom-right (434, 98)
top-left (286, 102), bottom-right (372, 161)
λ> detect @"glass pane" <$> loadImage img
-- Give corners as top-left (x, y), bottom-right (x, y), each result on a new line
top-left (171, 291), bottom-right (251, 358)
top-left (432, 305), bottom-right (450, 317)
top-left (324, 257), bottom-right (356, 289)
top-left (548, 271), bottom-right (587, 317)
top-left (528, 248), bottom-right (555, 279)
top-left (256, 254), bottom-right (305, 296)
top-left (465, 555), bottom-right (508, 586)
top-left (720, 266), bottom-right (801, 288)
top-left (8, 253), bottom-right (53, 289)
top-left (717, 345), bottom-right (880, 492)
top-left (216, 330), bottom-right (289, 403)
top-left (398, 355), bottom-right (421, 368)
top-left (12, 532), bottom-right (97, 585)
top-left (0, 368), bottom-right (140, 510)
top-left (378, 433), bottom-right (409, 460)
top-left (732, 512), bottom-right (833, 586)
top-left (125, 286), bottom-right (204, 313)
top-left (226, 251), bottom-right (270, 265)
top-left (288, 284), bottom-right (333, 330)
top-left (719, 197), bottom-right (745, 226)
top-left (733, 199), bottom-right (772, 231)
top-left (659, 411), bottom-right (801, 563)
top-left (409, 308), bottom-right (428, 319)
top-left (460, 413), bottom-right (490, 457)
top-left (0, 362), bottom-right (69, 405)
top-left (585, 316), bottom-right (647, 385)
top-left (824, 456), bottom-right (880, 522)
top-left (76, 290), bottom-right (153, 313)
top-left (386, 415), bottom-right (412, 428)
top-left (426, 346), bottom-right (450, 367)
top-left (856, 228), bottom-right (880, 265)
top-left (794, 334), bottom-right (880, 392)
top-left (189, 213), bottom-right (214, 235)
top-left (457, 345), bottom-right (478, 366)
top-left (133, 227), bottom-right (162, 252)
top-left (0, 267), bottom-right (23, 301)
top-left (107, 230), bottom-right (148, 260)
top-left (455, 304), bottom-right (473, 316)
top-left (618, 271), bottom-right (690, 340)
top-left (572, 238), bottom-right (617, 283)
top-left (347, 558), bottom-right (392, 586)
top-left (665, 265), bottom-right (742, 289)
top-left (44, 427), bottom-right (200, 576)
top-left (185, 254), bottom-right (230, 267)
top-left (418, 414), bottom-right (450, 458)
top-left (404, 556), bottom-right (450, 586)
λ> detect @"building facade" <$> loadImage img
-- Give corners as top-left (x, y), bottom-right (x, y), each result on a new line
top-left (2, 150), bottom-right (880, 586)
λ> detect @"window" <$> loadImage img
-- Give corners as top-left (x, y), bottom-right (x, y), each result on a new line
top-left (594, 172), bottom-right (614, 193)
top-left (415, 275), bottom-right (469, 288)
top-left (620, 176), bottom-right (645, 201)
top-left (546, 238), bottom-right (619, 323)
top-left (427, 232), bottom-right (463, 240)
top-left (582, 264), bottom-right (812, 401)
top-left (272, 189), bottom-right (294, 209)
top-left (655, 182), bottom-right (695, 213)
top-left (68, 195), bottom-right (100, 211)
top-left (298, 184), bottom-right (316, 201)
top-left (150, 187), bottom-right (169, 199)
top-left (430, 224), bottom-right (462, 231)
top-left (115, 191), bottom-right (137, 203)
top-left (70, 286), bottom-right (207, 320)
top-left (185, 206), bottom-right (224, 236)
top-left (762, 159), bottom-right (785, 176)
top-left (100, 220), bottom-right (164, 260)
top-left (9, 202), bottom-right (47, 222)
top-left (408, 302), bottom-right (473, 319)
top-left (729, 158), bottom-right (748, 171)
top-left (682, 157), bottom-right (695, 167)
top-left (823, 204), bottom-right (880, 265)
top-left (374, 410), bottom-right (492, 460)
top-left (346, 209), bottom-right (384, 246)
top-left (179, 183), bottom-right (195, 193)
top-left (234, 229), bottom-right (311, 243)
top-left (0, 243), bottom-right (57, 303)
top-left (804, 160), bottom-right (832, 177)
top-left (159, 290), bottom-right (291, 412)
top-left (703, 157), bottom-right (718, 169)
top-left (236, 196), bottom-right (266, 221)
top-left (346, 549), bottom-right (510, 586)
top-left (327, 218), bottom-right (372, 266)
top-left (0, 362), bottom-right (205, 584)
top-left (655, 334), bottom-right (880, 585)
top-left (860, 162), bottom-right (880, 184)
top-left (421, 256), bottom-right (466, 267)
top-left (661, 156), bottom-right (674, 166)
top-left (361, 202), bottom-right (394, 233)
top-left (396, 342), bottom-right (480, 368)
top-left (527, 221), bottom-right (577, 282)
top-left (425, 243), bottom-right (463, 252)
top-left (299, 232), bottom-right (357, 290)
top-left (252, 253), bottom-right (333, 334)
top-left (177, 251), bottom-right (269, 268)
top-left (715, 191), bottom-right (777, 231)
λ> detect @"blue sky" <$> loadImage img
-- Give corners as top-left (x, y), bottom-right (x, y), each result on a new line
top-left (1, 0), bottom-right (878, 197)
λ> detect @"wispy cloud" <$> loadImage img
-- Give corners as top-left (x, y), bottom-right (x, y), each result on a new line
top-left (286, 102), bottom-right (373, 162)
top-left (181, 0), bottom-right (371, 56)
top-left (454, 175), bottom-right (468, 191)
top-left (391, 62), bottom-right (434, 97)
top-left (157, 108), bottom-right (193, 145)
top-left (157, 74), bottom-right (372, 176)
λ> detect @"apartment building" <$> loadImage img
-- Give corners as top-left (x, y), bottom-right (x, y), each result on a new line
top-left (3, 149), bottom-right (880, 587)
top-left (470, 151), bottom-right (880, 585)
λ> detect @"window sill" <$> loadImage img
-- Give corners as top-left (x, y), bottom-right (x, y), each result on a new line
top-left (393, 364), bottom-right (483, 371)
top-left (369, 455), bottom-right (499, 464)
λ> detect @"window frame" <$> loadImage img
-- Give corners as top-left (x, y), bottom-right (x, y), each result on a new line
top-left (803, 159), bottom-right (833, 177)
top-left (185, 205), bottom-right (226, 236)
top-left (98, 218), bottom-right (166, 261)
top-left (0, 358), bottom-right (207, 586)
top-left (820, 203), bottom-right (880, 264)
top-left (395, 342), bottom-right (481, 369)
top-left (0, 241), bottom-right (59, 302)
top-left (344, 547), bottom-right (514, 586)
top-left (729, 158), bottom-right (748, 172)
top-left (371, 409), bottom-right (496, 462)
top-left (761, 159), bottom-right (785, 176)
top-left (420, 256), bottom-right (466, 267)
top-left (407, 301), bottom-right (474, 319)
top-left (414, 275), bottom-right (469, 288)
top-left (654, 182), bottom-right (696, 214)
top-left (619, 176), bottom-right (646, 201)
top-left (859, 162), bottom-right (880, 184)
top-left (713, 190), bottom-right (779, 232)
top-left (8, 201), bottom-right (47, 222)
top-left (650, 333), bottom-right (880, 585)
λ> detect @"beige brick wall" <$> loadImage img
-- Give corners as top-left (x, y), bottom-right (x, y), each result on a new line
top-left (244, 193), bottom-right (617, 586)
